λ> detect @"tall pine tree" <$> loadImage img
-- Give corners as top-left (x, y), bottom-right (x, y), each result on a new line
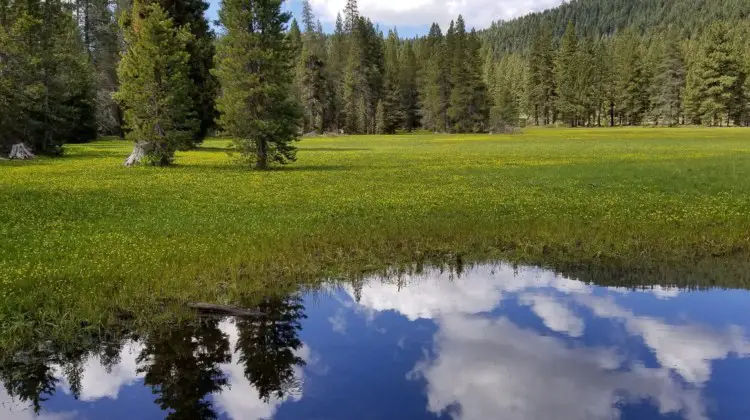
top-left (650, 33), bottom-right (686, 126)
top-left (526, 23), bottom-right (555, 125)
top-left (214, 0), bottom-right (300, 169)
top-left (0, 0), bottom-right (96, 156)
top-left (685, 22), bottom-right (746, 126)
top-left (554, 22), bottom-right (579, 126)
top-left (114, 1), bottom-right (198, 166)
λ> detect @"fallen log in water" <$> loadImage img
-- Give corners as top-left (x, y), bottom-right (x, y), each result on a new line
top-left (187, 302), bottom-right (265, 317)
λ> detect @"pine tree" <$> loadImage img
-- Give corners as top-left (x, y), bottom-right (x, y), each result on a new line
top-left (446, 18), bottom-right (465, 131)
top-left (594, 38), bottom-right (615, 126)
top-left (287, 18), bottom-right (302, 56)
top-left (214, 0), bottom-right (300, 169)
top-left (0, 0), bottom-right (96, 156)
top-left (398, 41), bottom-right (420, 131)
top-left (149, 0), bottom-right (218, 143)
top-left (650, 34), bottom-right (686, 126)
top-left (575, 36), bottom-right (598, 126)
top-left (613, 30), bottom-right (649, 125)
top-left (326, 13), bottom-right (346, 131)
top-left (381, 29), bottom-right (403, 134)
top-left (555, 22), bottom-right (579, 126)
top-left (343, 0), bottom-right (358, 34)
top-left (686, 22), bottom-right (746, 126)
top-left (420, 23), bottom-right (450, 132)
top-left (490, 84), bottom-right (519, 131)
top-left (526, 23), bottom-right (555, 125)
top-left (114, 2), bottom-right (198, 166)
top-left (74, 0), bottom-right (123, 137)
top-left (375, 100), bottom-right (386, 134)
top-left (447, 18), bottom-right (488, 132)
top-left (343, 17), bottom-right (365, 133)
top-left (297, 1), bottom-right (327, 133)
top-left (489, 54), bottom-right (524, 130)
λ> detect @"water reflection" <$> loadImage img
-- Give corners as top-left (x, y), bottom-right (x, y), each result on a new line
top-left (2, 264), bottom-right (750, 419)
top-left (0, 295), bottom-right (308, 419)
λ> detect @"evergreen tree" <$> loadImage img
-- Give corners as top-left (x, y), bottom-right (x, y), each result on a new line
top-left (555, 22), bottom-right (579, 126)
top-left (214, 0), bottom-right (300, 169)
top-left (490, 83), bottom-right (519, 131)
top-left (447, 18), bottom-right (488, 132)
top-left (685, 22), bottom-right (746, 126)
top-left (343, 0), bottom-right (358, 34)
top-left (594, 38), bottom-right (615, 126)
top-left (0, 0), bottom-right (96, 155)
top-left (375, 100), bottom-right (386, 134)
top-left (287, 18), bottom-right (302, 56)
top-left (76, 0), bottom-right (124, 137)
top-left (420, 23), bottom-right (450, 132)
top-left (326, 13), bottom-right (346, 131)
top-left (650, 34), bottom-right (686, 126)
top-left (398, 41), bottom-right (420, 131)
top-left (114, 2), bottom-right (198, 166)
top-left (613, 30), bottom-right (649, 125)
top-left (343, 16), bottom-right (365, 133)
top-left (297, 1), bottom-right (327, 133)
top-left (526, 23), bottom-right (555, 125)
top-left (381, 29), bottom-right (403, 134)
top-left (143, 0), bottom-right (218, 143)
top-left (575, 36), bottom-right (598, 126)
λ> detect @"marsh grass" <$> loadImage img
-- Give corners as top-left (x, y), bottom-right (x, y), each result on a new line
top-left (1, 127), bottom-right (750, 330)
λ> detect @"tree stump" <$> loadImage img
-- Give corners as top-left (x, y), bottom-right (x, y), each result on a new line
top-left (9, 143), bottom-right (34, 160)
top-left (124, 141), bottom-right (153, 166)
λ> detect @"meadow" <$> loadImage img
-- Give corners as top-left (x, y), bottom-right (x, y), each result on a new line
top-left (2, 127), bottom-right (750, 330)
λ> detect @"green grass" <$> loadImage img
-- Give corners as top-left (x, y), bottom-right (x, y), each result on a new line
top-left (1, 127), bottom-right (750, 323)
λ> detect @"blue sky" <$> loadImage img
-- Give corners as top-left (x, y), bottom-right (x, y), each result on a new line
top-left (206, 0), bottom-right (565, 38)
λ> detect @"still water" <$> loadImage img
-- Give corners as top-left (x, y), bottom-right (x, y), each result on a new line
top-left (2, 264), bottom-right (750, 419)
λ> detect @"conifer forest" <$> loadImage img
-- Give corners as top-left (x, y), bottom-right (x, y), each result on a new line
top-left (2, 0), bottom-right (750, 165)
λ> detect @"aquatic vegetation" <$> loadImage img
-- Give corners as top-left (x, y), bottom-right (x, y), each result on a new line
top-left (1, 127), bottom-right (749, 323)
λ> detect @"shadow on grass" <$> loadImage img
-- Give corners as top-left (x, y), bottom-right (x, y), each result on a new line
top-left (197, 147), bottom-right (371, 153)
top-left (299, 147), bottom-right (372, 152)
top-left (274, 164), bottom-right (354, 172)
top-left (195, 147), bottom-right (232, 152)
top-left (176, 163), bottom-right (354, 173)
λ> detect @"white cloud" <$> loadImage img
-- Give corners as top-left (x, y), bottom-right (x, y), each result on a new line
top-left (328, 310), bottom-right (348, 334)
top-left (56, 342), bottom-right (144, 402)
top-left (410, 313), bottom-right (707, 420)
top-left (310, 0), bottom-right (566, 30)
top-left (520, 293), bottom-right (585, 337)
top-left (345, 265), bottom-right (588, 320)
top-left (348, 263), bottom-right (749, 420)
top-left (576, 294), bottom-right (750, 385)
top-left (0, 387), bottom-right (76, 420)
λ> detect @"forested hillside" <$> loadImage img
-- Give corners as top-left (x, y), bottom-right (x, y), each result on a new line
top-left (483, 0), bottom-right (750, 55)
top-left (2, 0), bottom-right (749, 162)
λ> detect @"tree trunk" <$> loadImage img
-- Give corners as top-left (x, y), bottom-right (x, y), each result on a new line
top-left (255, 138), bottom-right (268, 170)
top-left (124, 141), bottom-right (153, 166)
top-left (9, 143), bottom-right (35, 159)
top-left (609, 102), bottom-right (615, 127)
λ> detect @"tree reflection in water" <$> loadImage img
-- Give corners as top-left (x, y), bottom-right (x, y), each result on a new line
top-left (0, 293), bottom-right (307, 418)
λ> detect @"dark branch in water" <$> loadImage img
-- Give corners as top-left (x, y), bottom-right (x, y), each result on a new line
top-left (187, 302), bottom-right (265, 318)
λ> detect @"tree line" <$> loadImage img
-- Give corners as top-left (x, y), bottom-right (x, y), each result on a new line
top-left (2, 0), bottom-right (749, 167)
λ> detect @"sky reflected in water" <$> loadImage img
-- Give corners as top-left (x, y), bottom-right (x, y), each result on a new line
top-left (2, 264), bottom-right (750, 419)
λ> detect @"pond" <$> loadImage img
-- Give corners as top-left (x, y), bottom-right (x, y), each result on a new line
top-left (2, 263), bottom-right (749, 419)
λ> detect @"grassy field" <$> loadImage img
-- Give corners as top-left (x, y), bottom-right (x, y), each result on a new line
top-left (2, 127), bottom-right (750, 326)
